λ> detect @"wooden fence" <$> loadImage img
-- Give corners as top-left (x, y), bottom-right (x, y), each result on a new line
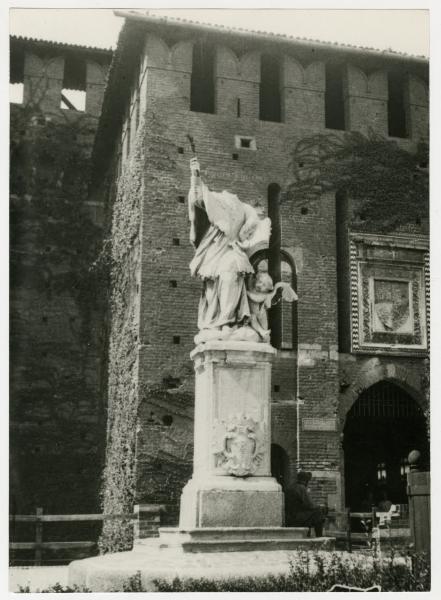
top-left (9, 508), bottom-right (135, 566)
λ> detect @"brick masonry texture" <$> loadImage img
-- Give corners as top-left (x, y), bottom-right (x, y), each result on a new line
top-left (98, 27), bottom-right (428, 533)
top-left (10, 24), bottom-right (429, 544)
top-left (10, 43), bottom-right (110, 519)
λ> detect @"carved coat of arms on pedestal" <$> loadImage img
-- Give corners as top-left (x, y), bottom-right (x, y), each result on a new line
top-left (213, 414), bottom-right (265, 476)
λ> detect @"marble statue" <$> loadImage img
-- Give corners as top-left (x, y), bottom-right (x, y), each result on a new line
top-left (246, 272), bottom-right (298, 343)
top-left (188, 158), bottom-right (296, 344)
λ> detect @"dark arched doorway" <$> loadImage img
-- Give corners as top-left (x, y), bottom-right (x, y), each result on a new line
top-left (271, 443), bottom-right (289, 491)
top-left (343, 381), bottom-right (429, 510)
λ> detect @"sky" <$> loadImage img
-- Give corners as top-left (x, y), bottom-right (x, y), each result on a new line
top-left (9, 8), bottom-right (429, 57)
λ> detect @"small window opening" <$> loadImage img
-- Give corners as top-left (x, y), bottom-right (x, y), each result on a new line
top-left (237, 98), bottom-right (241, 118)
top-left (260, 54), bottom-right (282, 122)
top-left (169, 280), bottom-right (178, 288)
top-left (163, 376), bottom-right (182, 389)
top-left (173, 335), bottom-right (181, 344)
top-left (388, 72), bottom-right (408, 138)
top-left (232, 153), bottom-right (239, 161)
top-left (191, 39), bottom-right (215, 114)
top-left (274, 385), bottom-right (280, 392)
top-left (61, 54), bottom-right (86, 111)
top-left (177, 147), bottom-right (184, 154)
top-left (172, 238), bottom-right (180, 246)
top-left (301, 207), bottom-right (308, 215)
top-left (234, 135), bottom-right (257, 151)
top-left (162, 415), bottom-right (174, 427)
top-left (178, 195), bottom-right (185, 204)
top-left (325, 63), bottom-right (346, 130)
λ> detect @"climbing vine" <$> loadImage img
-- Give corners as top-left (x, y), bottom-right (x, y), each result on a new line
top-left (10, 103), bottom-right (108, 515)
top-left (287, 130), bottom-right (429, 232)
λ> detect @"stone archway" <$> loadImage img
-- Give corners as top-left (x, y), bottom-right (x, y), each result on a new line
top-left (340, 359), bottom-right (426, 421)
top-left (342, 380), bottom-right (429, 511)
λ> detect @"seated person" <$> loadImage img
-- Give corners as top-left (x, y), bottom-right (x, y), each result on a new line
top-left (377, 488), bottom-right (392, 512)
top-left (285, 471), bottom-right (326, 537)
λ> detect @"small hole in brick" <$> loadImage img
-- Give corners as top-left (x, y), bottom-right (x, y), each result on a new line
top-left (298, 162), bottom-right (304, 168)
top-left (301, 207), bottom-right (308, 215)
top-left (274, 385), bottom-right (280, 392)
top-left (232, 153), bottom-right (239, 160)
top-left (172, 238), bottom-right (180, 246)
top-left (173, 336), bottom-right (181, 344)
top-left (178, 195), bottom-right (185, 204)
top-left (415, 216), bottom-right (421, 225)
top-left (162, 415), bottom-right (173, 427)
top-left (169, 280), bottom-right (177, 288)
top-left (177, 147), bottom-right (184, 154)
top-left (163, 376), bottom-right (181, 389)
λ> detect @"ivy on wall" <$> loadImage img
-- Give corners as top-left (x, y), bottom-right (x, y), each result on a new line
top-left (287, 131), bottom-right (429, 232)
top-left (10, 103), bottom-right (108, 515)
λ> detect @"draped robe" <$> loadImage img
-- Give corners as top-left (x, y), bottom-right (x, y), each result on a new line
top-left (189, 183), bottom-right (255, 331)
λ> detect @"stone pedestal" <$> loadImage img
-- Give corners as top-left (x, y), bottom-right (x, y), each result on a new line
top-left (179, 341), bottom-right (283, 528)
top-left (68, 339), bottom-right (336, 591)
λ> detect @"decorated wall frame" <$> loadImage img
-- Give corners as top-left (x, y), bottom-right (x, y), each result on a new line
top-left (349, 233), bottom-right (429, 355)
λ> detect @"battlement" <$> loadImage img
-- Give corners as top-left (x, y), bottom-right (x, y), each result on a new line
top-left (10, 36), bottom-right (112, 116)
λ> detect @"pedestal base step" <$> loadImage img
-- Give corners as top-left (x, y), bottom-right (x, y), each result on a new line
top-left (69, 537), bottom-right (337, 592)
top-left (133, 527), bottom-right (334, 553)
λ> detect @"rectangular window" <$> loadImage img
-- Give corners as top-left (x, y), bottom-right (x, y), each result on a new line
top-left (190, 40), bottom-right (215, 114)
top-left (388, 72), bottom-right (408, 138)
top-left (10, 46), bottom-right (24, 104)
top-left (61, 54), bottom-right (86, 111)
top-left (259, 54), bottom-right (282, 122)
top-left (325, 63), bottom-right (346, 130)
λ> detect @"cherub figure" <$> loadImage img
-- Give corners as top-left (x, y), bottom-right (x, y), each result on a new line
top-left (246, 271), bottom-right (298, 343)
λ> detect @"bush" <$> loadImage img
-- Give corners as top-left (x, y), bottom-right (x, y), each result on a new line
top-left (18, 583), bottom-right (91, 593)
top-left (153, 551), bottom-right (430, 592)
top-left (15, 551), bottom-right (430, 592)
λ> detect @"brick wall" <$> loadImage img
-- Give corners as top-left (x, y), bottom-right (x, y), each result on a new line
top-left (10, 43), bottom-right (110, 516)
top-left (102, 28), bottom-right (429, 522)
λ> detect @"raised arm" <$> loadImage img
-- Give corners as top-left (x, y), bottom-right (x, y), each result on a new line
top-left (188, 158), bottom-right (203, 247)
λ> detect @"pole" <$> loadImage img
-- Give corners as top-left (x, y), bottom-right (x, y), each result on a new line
top-left (35, 507), bottom-right (43, 566)
top-left (295, 346), bottom-right (303, 470)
